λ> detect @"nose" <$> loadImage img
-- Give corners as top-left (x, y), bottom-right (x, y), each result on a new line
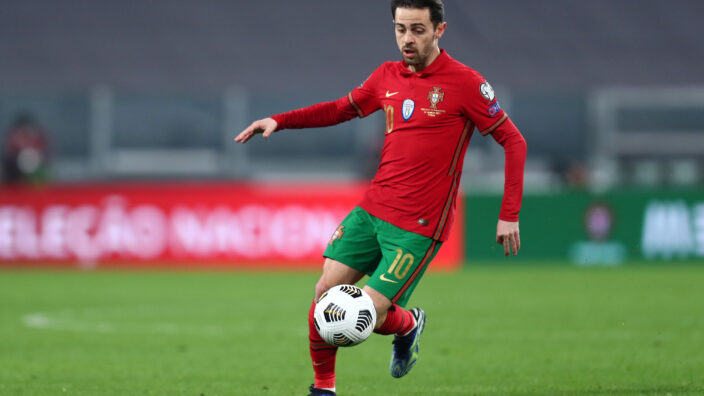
top-left (403, 31), bottom-right (414, 45)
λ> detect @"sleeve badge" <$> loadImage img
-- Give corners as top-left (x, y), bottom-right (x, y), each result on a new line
top-left (480, 82), bottom-right (496, 101)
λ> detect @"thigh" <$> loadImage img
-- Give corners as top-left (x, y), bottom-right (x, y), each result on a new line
top-left (365, 220), bottom-right (442, 308)
top-left (314, 258), bottom-right (367, 301)
top-left (323, 207), bottom-right (382, 275)
top-left (316, 207), bottom-right (382, 301)
top-left (316, 260), bottom-right (393, 327)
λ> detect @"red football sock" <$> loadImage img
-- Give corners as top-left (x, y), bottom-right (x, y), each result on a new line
top-left (374, 304), bottom-right (416, 335)
top-left (309, 300), bottom-right (337, 389)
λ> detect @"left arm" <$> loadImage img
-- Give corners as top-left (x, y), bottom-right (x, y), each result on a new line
top-left (490, 117), bottom-right (527, 256)
top-left (460, 76), bottom-right (527, 256)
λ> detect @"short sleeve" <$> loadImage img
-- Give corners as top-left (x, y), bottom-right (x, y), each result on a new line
top-left (461, 77), bottom-right (508, 136)
top-left (347, 65), bottom-right (385, 118)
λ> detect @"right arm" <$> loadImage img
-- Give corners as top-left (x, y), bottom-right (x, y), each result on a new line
top-left (235, 66), bottom-right (385, 144)
top-left (234, 96), bottom-right (359, 144)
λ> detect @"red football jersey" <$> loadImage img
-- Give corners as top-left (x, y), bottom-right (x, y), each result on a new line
top-left (271, 49), bottom-right (523, 242)
top-left (348, 50), bottom-right (508, 241)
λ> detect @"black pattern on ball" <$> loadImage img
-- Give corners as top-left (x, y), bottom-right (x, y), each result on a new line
top-left (333, 333), bottom-right (354, 346)
top-left (355, 309), bottom-right (373, 332)
top-left (323, 302), bottom-right (346, 323)
top-left (338, 285), bottom-right (363, 298)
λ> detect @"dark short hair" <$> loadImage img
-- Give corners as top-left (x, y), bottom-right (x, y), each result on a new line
top-left (391, 0), bottom-right (444, 28)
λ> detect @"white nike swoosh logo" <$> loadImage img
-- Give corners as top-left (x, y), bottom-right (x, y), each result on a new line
top-left (385, 91), bottom-right (399, 98)
top-left (379, 274), bottom-right (399, 283)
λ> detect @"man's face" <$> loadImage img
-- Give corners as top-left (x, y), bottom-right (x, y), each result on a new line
top-left (394, 7), bottom-right (445, 68)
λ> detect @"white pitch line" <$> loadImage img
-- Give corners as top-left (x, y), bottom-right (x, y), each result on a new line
top-left (21, 308), bottom-right (225, 336)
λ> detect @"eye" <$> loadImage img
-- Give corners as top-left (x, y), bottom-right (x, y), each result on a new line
top-left (413, 29), bottom-right (425, 35)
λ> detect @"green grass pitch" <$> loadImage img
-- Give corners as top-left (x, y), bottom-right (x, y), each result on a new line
top-left (1, 263), bottom-right (703, 396)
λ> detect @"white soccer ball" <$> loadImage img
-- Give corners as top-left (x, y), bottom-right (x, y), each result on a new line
top-left (313, 284), bottom-right (377, 347)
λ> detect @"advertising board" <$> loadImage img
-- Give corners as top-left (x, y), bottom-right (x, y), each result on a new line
top-left (464, 189), bottom-right (704, 264)
top-left (0, 183), bottom-right (463, 270)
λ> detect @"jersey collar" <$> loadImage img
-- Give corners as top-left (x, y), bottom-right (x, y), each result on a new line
top-left (399, 49), bottom-right (450, 77)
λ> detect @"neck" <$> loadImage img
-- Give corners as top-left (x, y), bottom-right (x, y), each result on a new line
top-left (407, 46), bottom-right (441, 73)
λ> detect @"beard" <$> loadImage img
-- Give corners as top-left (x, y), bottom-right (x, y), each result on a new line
top-left (403, 54), bottom-right (422, 65)
top-left (401, 47), bottom-right (424, 65)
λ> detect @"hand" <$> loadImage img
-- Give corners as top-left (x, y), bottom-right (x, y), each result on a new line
top-left (234, 117), bottom-right (278, 143)
top-left (496, 219), bottom-right (520, 256)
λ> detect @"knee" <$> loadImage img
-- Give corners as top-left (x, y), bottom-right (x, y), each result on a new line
top-left (314, 279), bottom-right (331, 302)
top-left (371, 300), bottom-right (390, 317)
top-left (373, 301), bottom-right (392, 325)
top-left (363, 287), bottom-right (392, 327)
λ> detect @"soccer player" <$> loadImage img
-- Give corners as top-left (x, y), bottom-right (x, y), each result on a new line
top-left (235, 1), bottom-right (527, 394)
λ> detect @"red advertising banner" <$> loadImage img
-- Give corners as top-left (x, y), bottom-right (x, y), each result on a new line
top-left (0, 183), bottom-right (463, 270)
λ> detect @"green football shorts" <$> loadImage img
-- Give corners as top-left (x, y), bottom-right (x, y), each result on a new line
top-left (324, 206), bottom-right (442, 307)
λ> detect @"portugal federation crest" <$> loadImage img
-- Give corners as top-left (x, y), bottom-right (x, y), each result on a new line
top-left (422, 87), bottom-right (446, 117)
top-left (427, 87), bottom-right (445, 109)
top-left (329, 225), bottom-right (344, 245)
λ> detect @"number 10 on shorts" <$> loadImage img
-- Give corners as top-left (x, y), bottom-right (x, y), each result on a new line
top-left (387, 248), bottom-right (414, 280)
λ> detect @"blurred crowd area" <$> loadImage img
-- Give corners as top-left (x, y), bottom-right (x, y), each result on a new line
top-left (2, 0), bottom-right (704, 192)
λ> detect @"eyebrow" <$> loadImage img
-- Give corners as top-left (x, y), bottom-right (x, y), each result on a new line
top-left (395, 22), bottom-right (428, 28)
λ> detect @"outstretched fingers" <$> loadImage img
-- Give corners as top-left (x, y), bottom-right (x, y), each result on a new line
top-left (496, 220), bottom-right (520, 256)
top-left (234, 122), bottom-right (260, 143)
top-left (234, 118), bottom-right (278, 143)
top-left (501, 236), bottom-right (510, 256)
top-left (502, 232), bottom-right (520, 256)
top-left (506, 232), bottom-right (519, 256)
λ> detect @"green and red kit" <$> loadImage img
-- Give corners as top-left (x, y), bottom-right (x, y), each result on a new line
top-left (272, 50), bottom-right (525, 243)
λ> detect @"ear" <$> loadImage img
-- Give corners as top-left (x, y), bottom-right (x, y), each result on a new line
top-left (435, 22), bottom-right (447, 39)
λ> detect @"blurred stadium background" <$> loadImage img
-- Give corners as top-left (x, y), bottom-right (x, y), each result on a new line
top-left (2, 2), bottom-right (704, 395)
top-left (2, 0), bottom-right (704, 267)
